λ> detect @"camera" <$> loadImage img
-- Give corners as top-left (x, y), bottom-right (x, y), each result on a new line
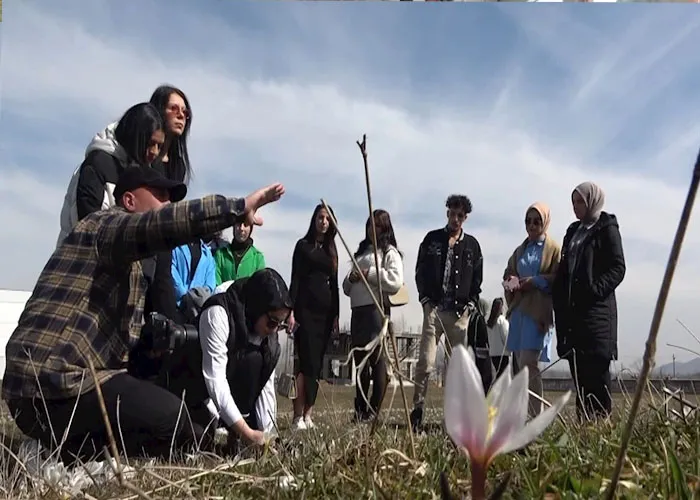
top-left (141, 312), bottom-right (199, 352)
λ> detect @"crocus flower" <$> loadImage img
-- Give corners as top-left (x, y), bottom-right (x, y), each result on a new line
top-left (444, 345), bottom-right (571, 499)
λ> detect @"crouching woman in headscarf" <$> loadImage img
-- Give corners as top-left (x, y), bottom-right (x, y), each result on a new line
top-left (164, 268), bottom-right (292, 451)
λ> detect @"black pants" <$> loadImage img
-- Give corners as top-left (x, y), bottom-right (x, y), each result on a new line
top-left (351, 305), bottom-right (388, 417)
top-left (567, 352), bottom-right (612, 421)
top-left (8, 373), bottom-right (211, 465)
top-left (491, 356), bottom-right (510, 379)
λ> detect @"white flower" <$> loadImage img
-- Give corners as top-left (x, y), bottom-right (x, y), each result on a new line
top-left (444, 344), bottom-right (571, 467)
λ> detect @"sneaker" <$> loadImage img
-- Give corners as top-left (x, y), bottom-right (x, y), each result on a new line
top-left (291, 416), bottom-right (307, 431)
top-left (410, 407), bottom-right (423, 433)
top-left (304, 416), bottom-right (316, 429)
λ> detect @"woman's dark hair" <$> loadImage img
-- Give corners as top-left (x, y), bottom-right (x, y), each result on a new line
top-left (487, 297), bottom-right (504, 328)
top-left (302, 203), bottom-right (338, 271)
top-left (114, 103), bottom-right (164, 167)
top-left (149, 85), bottom-right (192, 184)
top-left (354, 209), bottom-right (402, 258)
top-left (242, 268), bottom-right (293, 324)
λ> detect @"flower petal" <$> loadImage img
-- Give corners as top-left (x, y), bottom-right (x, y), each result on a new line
top-left (485, 360), bottom-right (512, 410)
top-left (498, 390), bottom-right (572, 455)
top-left (444, 345), bottom-right (488, 458)
top-left (485, 366), bottom-right (529, 459)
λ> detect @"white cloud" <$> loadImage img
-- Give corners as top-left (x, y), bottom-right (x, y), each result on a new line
top-left (2, 1), bottom-right (700, 367)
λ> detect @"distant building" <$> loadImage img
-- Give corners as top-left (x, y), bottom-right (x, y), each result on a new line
top-left (313, 329), bottom-right (421, 386)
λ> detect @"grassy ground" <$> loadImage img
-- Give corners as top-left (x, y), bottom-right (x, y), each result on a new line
top-left (0, 381), bottom-right (699, 499)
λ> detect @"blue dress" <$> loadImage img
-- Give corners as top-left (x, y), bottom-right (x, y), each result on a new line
top-left (506, 240), bottom-right (554, 362)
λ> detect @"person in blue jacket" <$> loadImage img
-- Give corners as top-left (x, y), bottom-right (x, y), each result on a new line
top-left (171, 240), bottom-right (217, 308)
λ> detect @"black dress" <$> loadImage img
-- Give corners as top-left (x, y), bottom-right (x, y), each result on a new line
top-left (289, 239), bottom-right (339, 407)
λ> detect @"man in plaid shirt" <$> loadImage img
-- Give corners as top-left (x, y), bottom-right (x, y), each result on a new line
top-left (2, 166), bottom-right (284, 462)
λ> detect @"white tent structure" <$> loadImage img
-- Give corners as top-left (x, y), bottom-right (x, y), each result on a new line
top-left (0, 290), bottom-right (32, 376)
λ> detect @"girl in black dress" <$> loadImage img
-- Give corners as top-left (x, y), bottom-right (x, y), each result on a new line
top-left (289, 204), bottom-right (339, 430)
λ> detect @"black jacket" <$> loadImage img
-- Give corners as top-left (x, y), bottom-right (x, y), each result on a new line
top-left (467, 309), bottom-right (492, 392)
top-left (415, 227), bottom-right (483, 313)
top-left (553, 212), bottom-right (626, 360)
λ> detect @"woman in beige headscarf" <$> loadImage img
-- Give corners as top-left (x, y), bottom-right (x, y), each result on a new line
top-left (553, 182), bottom-right (626, 422)
top-left (502, 202), bottom-right (561, 418)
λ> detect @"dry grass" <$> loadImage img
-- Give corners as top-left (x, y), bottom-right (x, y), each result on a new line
top-left (0, 382), bottom-right (698, 499)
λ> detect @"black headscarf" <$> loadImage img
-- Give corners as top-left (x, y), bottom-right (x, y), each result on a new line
top-left (231, 218), bottom-right (254, 262)
top-left (226, 268), bottom-right (293, 335)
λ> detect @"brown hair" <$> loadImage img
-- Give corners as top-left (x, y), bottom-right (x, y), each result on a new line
top-left (354, 209), bottom-right (402, 258)
top-left (487, 297), bottom-right (504, 328)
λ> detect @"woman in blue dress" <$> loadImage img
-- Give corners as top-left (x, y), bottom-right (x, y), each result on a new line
top-left (502, 202), bottom-right (561, 417)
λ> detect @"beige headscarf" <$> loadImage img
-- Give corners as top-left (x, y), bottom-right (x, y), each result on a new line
top-left (573, 182), bottom-right (605, 222)
top-left (526, 202), bottom-right (551, 236)
top-left (503, 200), bottom-right (561, 331)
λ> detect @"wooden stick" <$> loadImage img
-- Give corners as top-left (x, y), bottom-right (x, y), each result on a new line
top-left (86, 358), bottom-right (152, 500)
top-left (357, 134), bottom-right (387, 433)
top-left (320, 199), bottom-right (384, 317)
top-left (355, 134), bottom-right (416, 458)
top-left (357, 135), bottom-right (385, 314)
top-left (604, 147), bottom-right (700, 499)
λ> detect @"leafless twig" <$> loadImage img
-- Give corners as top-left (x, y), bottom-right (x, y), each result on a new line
top-left (605, 147), bottom-right (700, 499)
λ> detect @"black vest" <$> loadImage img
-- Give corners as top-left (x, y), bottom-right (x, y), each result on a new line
top-left (166, 289), bottom-right (280, 429)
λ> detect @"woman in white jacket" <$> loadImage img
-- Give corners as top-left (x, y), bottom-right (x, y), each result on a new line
top-left (342, 209), bottom-right (404, 422)
top-left (486, 297), bottom-right (511, 378)
top-left (56, 103), bottom-right (165, 245)
top-left (57, 85), bottom-right (194, 246)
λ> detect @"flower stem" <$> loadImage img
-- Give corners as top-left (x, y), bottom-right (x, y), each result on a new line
top-left (471, 461), bottom-right (487, 500)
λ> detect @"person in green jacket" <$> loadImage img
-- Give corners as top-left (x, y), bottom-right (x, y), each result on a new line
top-left (214, 217), bottom-right (266, 285)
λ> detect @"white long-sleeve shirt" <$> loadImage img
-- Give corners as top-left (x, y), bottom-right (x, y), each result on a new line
top-left (487, 315), bottom-right (510, 357)
top-left (198, 302), bottom-right (277, 433)
top-left (342, 245), bottom-right (404, 308)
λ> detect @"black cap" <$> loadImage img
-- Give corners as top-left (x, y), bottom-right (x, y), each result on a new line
top-left (114, 166), bottom-right (187, 203)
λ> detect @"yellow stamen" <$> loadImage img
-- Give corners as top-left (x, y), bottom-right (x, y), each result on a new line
top-left (486, 405), bottom-right (498, 439)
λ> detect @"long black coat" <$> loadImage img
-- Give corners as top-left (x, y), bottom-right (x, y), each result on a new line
top-left (553, 212), bottom-right (626, 360)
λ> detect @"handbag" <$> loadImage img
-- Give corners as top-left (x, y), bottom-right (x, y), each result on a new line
top-left (388, 284), bottom-right (409, 307)
top-left (276, 336), bottom-right (297, 399)
top-left (383, 251), bottom-right (409, 308)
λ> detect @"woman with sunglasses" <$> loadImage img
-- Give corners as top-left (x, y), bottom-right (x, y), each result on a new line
top-left (502, 202), bottom-right (561, 418)
top-left (147, 85), bottom-right (193, 184)
top-left (162, 268), bottom-right (292, 453)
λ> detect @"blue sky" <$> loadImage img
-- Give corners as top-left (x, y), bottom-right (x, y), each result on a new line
top-left (2, 0), bottom-right (700, 368)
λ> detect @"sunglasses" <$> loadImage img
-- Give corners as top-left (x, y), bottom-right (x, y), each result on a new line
top-left (525, 217), bottom-right (543, 226)
top-left (266, 313), bottom-right (289, 331)
top-left (166, 103), bottom-right (190, 119)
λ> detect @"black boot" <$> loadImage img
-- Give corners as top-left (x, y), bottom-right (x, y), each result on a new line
top-left (410, 406), bottom-right (423, 432)
top-left (353, 398), bottom-right (371, 423)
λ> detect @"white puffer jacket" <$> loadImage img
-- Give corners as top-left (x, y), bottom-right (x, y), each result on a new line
top-left (56, 122), bottom-right (128, 247)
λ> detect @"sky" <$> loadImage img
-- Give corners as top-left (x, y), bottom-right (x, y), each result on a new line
top-left (2, 1), bottom-right (700, 369)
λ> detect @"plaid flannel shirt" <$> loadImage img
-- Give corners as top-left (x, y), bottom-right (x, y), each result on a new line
top-left (1, 195), bottom-right (245, 401)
